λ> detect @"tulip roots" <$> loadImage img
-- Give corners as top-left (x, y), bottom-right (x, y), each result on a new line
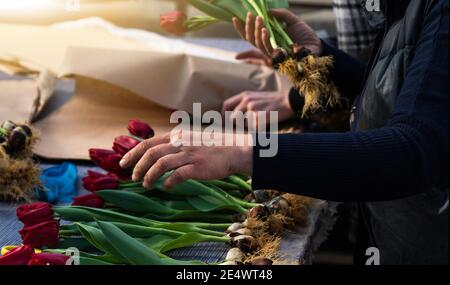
top-left (0, 121), bottom-right (40, 202)
top-left (276, 55), bottom-right (340, 118)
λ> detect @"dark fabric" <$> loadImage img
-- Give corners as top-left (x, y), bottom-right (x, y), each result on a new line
top-left (252, 0), bottom-right (449, 264)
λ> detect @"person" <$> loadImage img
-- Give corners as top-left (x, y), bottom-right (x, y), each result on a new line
top-left (120, 0), bottom-right (449, 264)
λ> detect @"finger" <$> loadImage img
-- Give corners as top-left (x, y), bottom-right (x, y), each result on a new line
top-left (230, 100), bottom-right (250, 122)
top-left (243, 58), bottom-right (268, 66)
top-left (254, 16), bottom-right (266, 55)
top-left (232, 17), bottom-right (246, 40)
top-left (235, 49), bottom-right (266, 60)
top-left (143, 152), bottom-right (192, 188)
top-left (120, 135), bottom-right (169, 168)
top-left (132, 143), bottom-right (179, 182)
top-left (222, 93), bottom-right (246, 114)
top-left (270, 9), bottom-right (299, 25)
top-left (164, 164), bottom-right (197, 188)
top-left (262, 28), bottom-right (274, 56)
top-left (245, 12), bottom-right (256, 45)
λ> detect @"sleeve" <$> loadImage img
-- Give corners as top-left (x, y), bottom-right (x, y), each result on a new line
top-left (252, 0), bottom-right (449, 202)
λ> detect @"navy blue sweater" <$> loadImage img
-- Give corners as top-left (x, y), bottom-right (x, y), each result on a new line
top-left (252, 1), bottom-right (449, 202)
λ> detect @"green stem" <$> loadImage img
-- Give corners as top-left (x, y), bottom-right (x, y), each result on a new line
top-left (247, 0), bottom-right (278, 49)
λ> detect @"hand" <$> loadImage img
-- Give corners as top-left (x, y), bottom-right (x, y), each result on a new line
top-left (232, 10), bottom-right (323, 57)
top-left (119, 132), bottom-right (253, 189)
top-left (236, 49), bottom-right (272, 67)
top-left (222, 90), bottom-right (295, 125)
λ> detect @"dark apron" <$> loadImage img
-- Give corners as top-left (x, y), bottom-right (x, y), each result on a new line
top-left (352, 0), bottom-right (449, 264)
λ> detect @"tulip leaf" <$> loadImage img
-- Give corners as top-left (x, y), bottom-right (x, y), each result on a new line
top-left (160, 232), bottom-right (228, 253)
top-left (97, 190), bottom-right (176, 215)
top-left (96, 221), bottom-right (182, 265)
top-left (186, 0), bottom-right (235, 22)
top-left (186, 195), bottom-right (245, 213)
top-left (76, 223), bottom-right (127, 264)
top-left (54, 206), bottom-right (153, 226)
top-left (79, 256), bottom-right (115, 265)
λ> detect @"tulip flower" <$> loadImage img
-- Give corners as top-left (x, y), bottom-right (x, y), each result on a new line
top-left (128, 119), bottom-right (154, 139)
top-left (72, 193), bottom-right (105, 208)
top-left (16, 202), bottom-right (53, 226)
top-left (82, 171), bottom-right (120, 192)
top-left (88, 148), bottom-right (116, 165)
top-left (160, 11), bottom-right (188, 35)
top-left (112, 135), bottom-right (140, 156)
top-left (28, 253), bottom-right (69, 266)
top-left (0, 245), bottom-right (34, 265)
top-left (19, 220), bottom-right (59, 248)
top-left (88, 148), bottom-right (130, 179)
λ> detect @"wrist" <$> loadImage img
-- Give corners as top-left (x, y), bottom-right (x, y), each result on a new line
top-left (230, 144), bottom-right (253, 175)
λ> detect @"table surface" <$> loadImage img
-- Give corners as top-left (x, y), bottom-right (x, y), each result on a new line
top-left (0, 38), bottom-right (330, 264)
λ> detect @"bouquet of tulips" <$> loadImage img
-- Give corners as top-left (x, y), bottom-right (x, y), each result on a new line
top-left (1, 119), bottom-right (314, 265)
top-left (0, 120), bottom-right (40, 202)
top-left (160, 0), bottom-right (340, 117)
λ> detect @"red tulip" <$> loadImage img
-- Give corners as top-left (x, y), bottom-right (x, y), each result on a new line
top-left (82, 171), bottom-right (120, 192)
top-left (88, 149), bottom-right (116, 165)
top-left (72, 193), bottom-right (105, 208)
top-left (0, 245), bottom-right (34, 265)
top-left (128, 119), bottom-right (154, 139)
top-left (160, 11), bottom-right (188, 35)
top-left (19, 220), bottom-right (59, 249)
top-left (16, 202), bottom-right (53, 226)
top-left (28, 253), bottom-right (69, 266)
top-left (88, 149), bottom-right (130, 179)
top-left (113, 135), bottom-right (140, 156)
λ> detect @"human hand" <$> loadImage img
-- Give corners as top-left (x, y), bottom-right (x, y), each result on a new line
top-left (119, 132), bottom-right (253, 189)
top-left (222, 90), bottom-right (294, 125)
top-left (232, 9), bottom-right (323, 57)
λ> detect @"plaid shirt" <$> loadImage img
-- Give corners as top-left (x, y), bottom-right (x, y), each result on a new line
top-left (333, 0), bottom-right (380, 60)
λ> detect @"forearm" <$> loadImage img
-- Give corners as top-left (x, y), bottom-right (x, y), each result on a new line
top-left (252, 117), bottom-right (444, 202)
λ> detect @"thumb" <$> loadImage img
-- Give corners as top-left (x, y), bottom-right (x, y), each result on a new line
top-left (270, 9), bottom-right (300, 25)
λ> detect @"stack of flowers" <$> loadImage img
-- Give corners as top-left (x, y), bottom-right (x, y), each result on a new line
top-left (160, 0), bottom-right (340, 117)
top-left (1, 119), bottom-right (314, 265)
top-left (0, 120), bottom-right (40, 201)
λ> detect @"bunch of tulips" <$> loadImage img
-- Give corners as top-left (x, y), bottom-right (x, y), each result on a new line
top-left (160, 0), bottom-right (340, 117)
top-left (1, 119), bottom-right (312, 265)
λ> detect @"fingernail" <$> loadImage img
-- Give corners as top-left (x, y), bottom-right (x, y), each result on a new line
top-left (132, 174), bottom-right (138, 182)
top-left (119, 158), bottom-right (127, 167)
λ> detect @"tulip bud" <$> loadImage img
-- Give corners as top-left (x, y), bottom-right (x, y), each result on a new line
top-left (72, 193), bottom-right (105, 208)
top-left (112, 135), bottom-right (140, 156)
top-left (16, 202), bottom-right (53, 226)
top-left (82, 171), bottom-right (120, 192)
top-left (128, 119), bottom-right (154, 139)
top-left (0, 245), bottom-right (34, 265)
top-left (19, 220), bottom-right (59, 248)
top-left (28, 253), bottom-right (69, 266)
top-left (160, 11), bottom-right (188, 35)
